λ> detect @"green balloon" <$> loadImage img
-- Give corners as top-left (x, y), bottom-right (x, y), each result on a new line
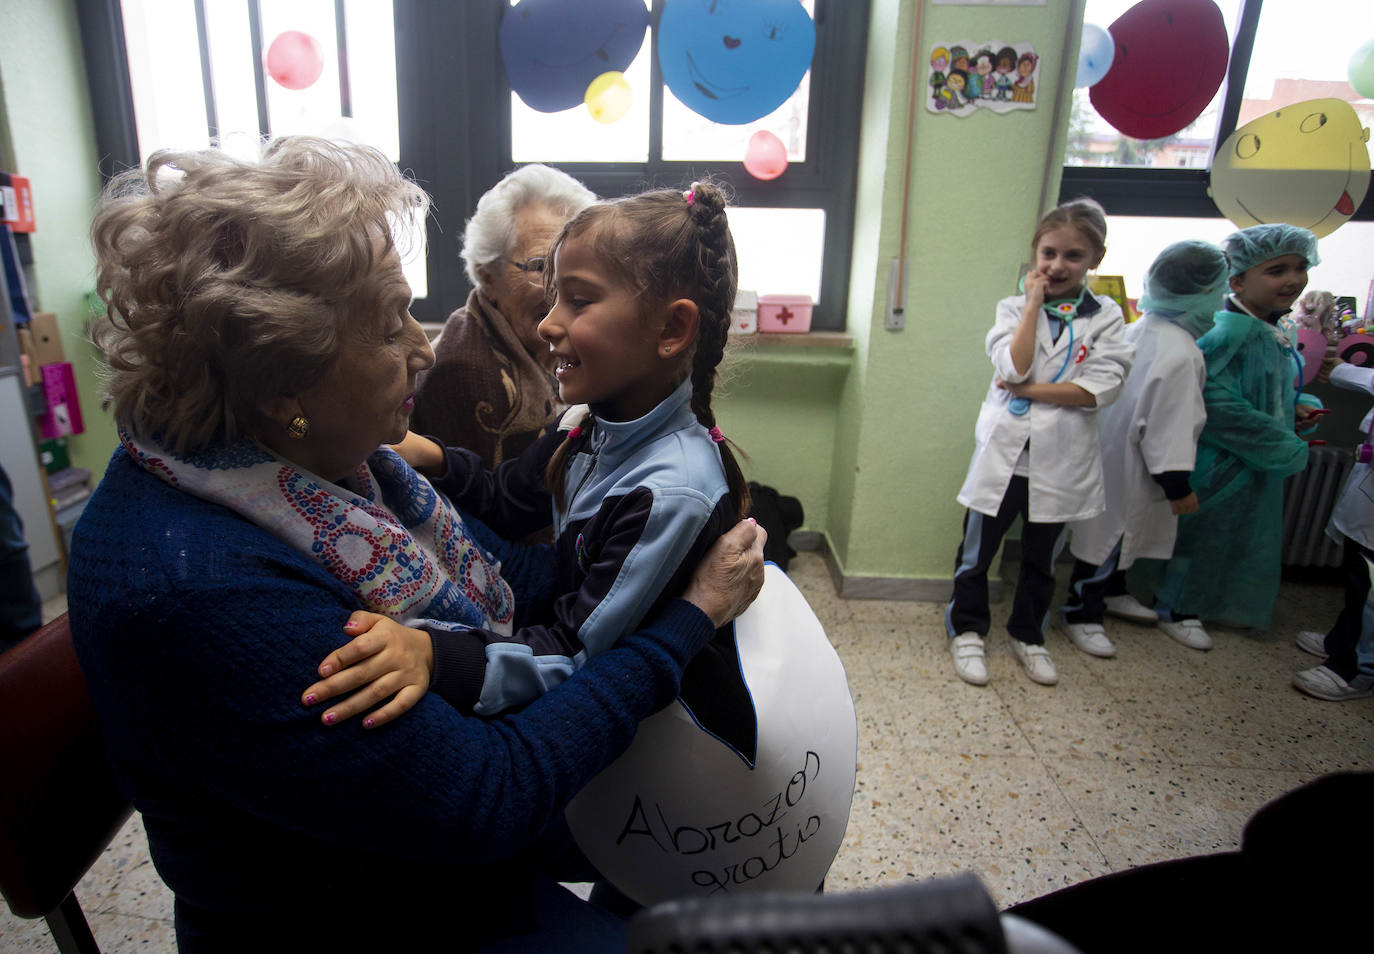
top-left (1350, 38), bottom-right (1374, 99)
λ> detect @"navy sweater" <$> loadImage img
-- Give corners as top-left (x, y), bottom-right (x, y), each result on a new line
top-left (67, 448), bottom-right (715, 950)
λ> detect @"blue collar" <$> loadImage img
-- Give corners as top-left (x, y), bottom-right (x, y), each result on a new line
top-left (588, 379), bottom-right (697, 463)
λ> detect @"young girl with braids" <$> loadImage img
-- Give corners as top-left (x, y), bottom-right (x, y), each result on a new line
top-left (303, 181), bottom-right (754, 729)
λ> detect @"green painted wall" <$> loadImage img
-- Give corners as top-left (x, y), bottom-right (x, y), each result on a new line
top-left (717, 0), bottom-right (1084, 587)
top-left (0, 0), bottom-right (116, 475)
top-left (0, 0), bottom-right (1084, 588)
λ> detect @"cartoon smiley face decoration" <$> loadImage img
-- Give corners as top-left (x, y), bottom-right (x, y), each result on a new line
top-left (658, 0), bottom-right (816, 125)
top-left (1210, 99), bottom-right (1371, 239)
top-left (1090, 0), bottom-right (1229, 140)
top-left (501, 0), bottom-right (650, 113)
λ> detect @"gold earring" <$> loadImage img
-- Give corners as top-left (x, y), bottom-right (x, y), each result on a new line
top-left (287, 415), bottom-right (310, 440)
top-left (663, 346), bottom-right (672, 354)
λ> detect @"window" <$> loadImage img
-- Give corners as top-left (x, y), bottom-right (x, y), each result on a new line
top-left (1062, 0), bottom-right (1372, 309)
top-left (392, 0), bottom-right (869, 328)
top-left (1065, 0), bottom-right (1241, 173)
top-left (1061, 0), bottom-right (1372, 223)
top-left (83, 0), bottom-right (422, 294)
top-left (83, 0), bottom-right (867, 329)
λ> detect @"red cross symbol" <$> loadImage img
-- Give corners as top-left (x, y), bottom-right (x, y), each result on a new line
top-left (777, 306), bottom-right (795, 325)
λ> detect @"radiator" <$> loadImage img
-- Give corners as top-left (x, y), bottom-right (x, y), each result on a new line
top-left (1281, 444), bottom-right (1354, 567)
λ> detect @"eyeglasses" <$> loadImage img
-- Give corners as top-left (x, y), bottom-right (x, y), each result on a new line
top-left (498, 255), bottom-right (546, 275)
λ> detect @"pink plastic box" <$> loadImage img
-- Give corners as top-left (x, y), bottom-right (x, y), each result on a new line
top-left (757, 294), bottom-right (813, 333)
top-left (39, 362), bottom-right (85, 439)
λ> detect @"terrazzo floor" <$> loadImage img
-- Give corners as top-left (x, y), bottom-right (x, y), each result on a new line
top-left (5, 552), bottom-right (1372, 951)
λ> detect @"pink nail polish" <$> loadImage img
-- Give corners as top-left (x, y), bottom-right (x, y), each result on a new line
top-left (344, 620), bottom-right (358, 630)
top-left (319, 664), bottom-right (333, 677)
top-left (304, 693), bottom-right (317, 706)
top-left (363, 717), bottom-right (375, 729)
top-left (323, 712), bottom-right (336, 725)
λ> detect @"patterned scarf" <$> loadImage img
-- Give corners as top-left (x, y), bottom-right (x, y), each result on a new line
top-left (120, 429), bottom-right (514, 635)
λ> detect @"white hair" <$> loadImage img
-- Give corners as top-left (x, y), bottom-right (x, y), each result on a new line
top-left (461, 164), bottom-right (597, 286)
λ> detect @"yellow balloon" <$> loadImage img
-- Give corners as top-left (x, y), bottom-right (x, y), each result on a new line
top-left (1209, 98), bottom-right (1371, 238)
top-left (585, 71), bottom-right (632, 124)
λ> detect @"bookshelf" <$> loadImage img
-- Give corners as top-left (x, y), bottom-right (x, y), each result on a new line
top-left (0, 228), bottom-right (66, 599)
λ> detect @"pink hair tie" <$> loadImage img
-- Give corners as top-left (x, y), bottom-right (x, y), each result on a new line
top-left (568, 426), bottom-right (583, 441)
top-left (708, 426), bottom-right (725, 444)
top-left (684, 181), bottom-right (700, 206)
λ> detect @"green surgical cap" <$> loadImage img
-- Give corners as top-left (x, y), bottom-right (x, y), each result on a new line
top-left (1222, 224), bottom-right (1321, 277)
top-left (1137, 240), bottom-right (1229, 338)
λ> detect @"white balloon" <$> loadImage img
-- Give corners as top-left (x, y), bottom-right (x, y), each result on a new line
top-left (565, 564), bottom-right (858, 906)
top-left (1076, 23), bottom-right (1116, 88)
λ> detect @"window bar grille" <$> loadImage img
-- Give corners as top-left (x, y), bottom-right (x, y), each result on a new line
top-left (335, 0), bottom-right (352, 118)
top-left (192, 0), bottom-right (219, 144)
top-left (247, 0), bottom-right (271, 139)
top-left (1211, 0), bottom-right (1264, 162)
top-left (648, 0), bottom-right (664, 167)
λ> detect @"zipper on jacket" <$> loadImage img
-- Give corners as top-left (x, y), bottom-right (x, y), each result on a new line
top-left (568, 446), bottom-right (601, 510)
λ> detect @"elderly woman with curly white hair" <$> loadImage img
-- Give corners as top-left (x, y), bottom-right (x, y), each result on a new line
top-left (67, 136), bottom-right (764, 952)
top-left (411, 164), bottom-right (596, 467)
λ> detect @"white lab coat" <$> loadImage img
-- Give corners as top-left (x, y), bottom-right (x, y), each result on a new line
top-left (958, 292), bottom-right (1133, 523)
top-left (1069, 315), bottom-right (1207, 567)
top-left (1326, 362), bottom-right (1374, 550)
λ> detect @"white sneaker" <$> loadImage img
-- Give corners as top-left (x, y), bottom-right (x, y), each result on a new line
top-left (1292, 665), bottom-right (1373, 701)
top-left (949, 633), bottom-right (988, 686)
top-left (1158, 618), bottom-right (1212, 651)
top-left (1011, 640), bottom-right (1058, 685)
top-left (1295, 630), bottom-right (1327, 658)
top-left (1103, 594), bottom-right (1158, 623)
top-left (1057, 620), bottom-right (1117, 658)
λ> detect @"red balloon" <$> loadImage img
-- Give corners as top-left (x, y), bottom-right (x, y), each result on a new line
top-left (1089, 0), bottom-right (1229, 140)
top-left (265, 31), bottom-right (324, 91)
top-left (743, 130), bottom-right (788, 181)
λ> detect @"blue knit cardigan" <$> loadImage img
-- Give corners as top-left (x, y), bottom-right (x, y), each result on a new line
top-left (67, 448), bottom-right (714, 949)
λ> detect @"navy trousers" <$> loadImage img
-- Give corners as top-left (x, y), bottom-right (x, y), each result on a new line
top-left (946, 476), bottom-right (1066, 646)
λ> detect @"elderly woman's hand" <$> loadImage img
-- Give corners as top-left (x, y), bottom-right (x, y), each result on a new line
top-left (683, 518), bottom-right (768, 628)
top-left (302, 613), bottom-right (434, 728)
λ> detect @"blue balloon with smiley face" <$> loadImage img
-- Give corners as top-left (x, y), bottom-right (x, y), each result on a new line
top-left (658, 0), bottom-right (815, 125)
top-left (501, 0), bottom-right (650, 113)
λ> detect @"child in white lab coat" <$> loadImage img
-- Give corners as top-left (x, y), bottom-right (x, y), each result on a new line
top-left (947, 198), bottom-right (1133, 687)
top-left (1059, 240), bottom-right (1228, 658)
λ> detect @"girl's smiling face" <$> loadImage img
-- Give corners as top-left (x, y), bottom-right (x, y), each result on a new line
top-left (1033, 225), bottom-right (1102, 299)
top-left (538, 231), bottom-right (674, 422)
top-left (1230, 254), bottom-right (1310, 317)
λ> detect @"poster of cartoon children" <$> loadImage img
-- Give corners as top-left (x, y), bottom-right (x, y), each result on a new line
top-left (928, 41), bottom-right (1039, 116)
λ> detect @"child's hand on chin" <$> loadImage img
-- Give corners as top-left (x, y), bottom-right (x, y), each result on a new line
top-left (1023, 270), bottom-right (1049, 309)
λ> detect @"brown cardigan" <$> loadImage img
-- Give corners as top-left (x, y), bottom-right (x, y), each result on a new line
top-left (411, 289), bottom-right (564, 468)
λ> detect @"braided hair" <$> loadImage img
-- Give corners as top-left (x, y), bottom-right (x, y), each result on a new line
top-left (542, 179), bottom-right (750, 520)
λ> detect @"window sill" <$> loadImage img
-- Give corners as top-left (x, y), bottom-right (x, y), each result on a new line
top-left (730, 331), bottom-right (854, 368)
top-left (723, 331), bottom-right (853, 397)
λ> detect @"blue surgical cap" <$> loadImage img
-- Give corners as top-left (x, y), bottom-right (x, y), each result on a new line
top-left (1137, 240), bottom-right (1229, 338)
top-left (1223, 224), bottom-right (1321, 277)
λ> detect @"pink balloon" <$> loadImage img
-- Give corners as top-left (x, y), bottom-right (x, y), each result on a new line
top-left (265, 31), bottom-right (324, 91)
top-left (743, 130), bottom-right (788, 181)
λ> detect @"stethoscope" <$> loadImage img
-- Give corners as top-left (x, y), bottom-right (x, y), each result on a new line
top-left (1008, 292), bottom-right (1083, 417)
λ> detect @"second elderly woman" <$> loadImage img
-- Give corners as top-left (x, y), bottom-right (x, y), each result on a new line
top-left (410, 164), bottom-right (595, 467)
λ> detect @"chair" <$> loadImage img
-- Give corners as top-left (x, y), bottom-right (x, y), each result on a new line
top-left (0, 613), bottom-right (133, 954)
top-left (627, 872), bottom-right (1080, 954)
